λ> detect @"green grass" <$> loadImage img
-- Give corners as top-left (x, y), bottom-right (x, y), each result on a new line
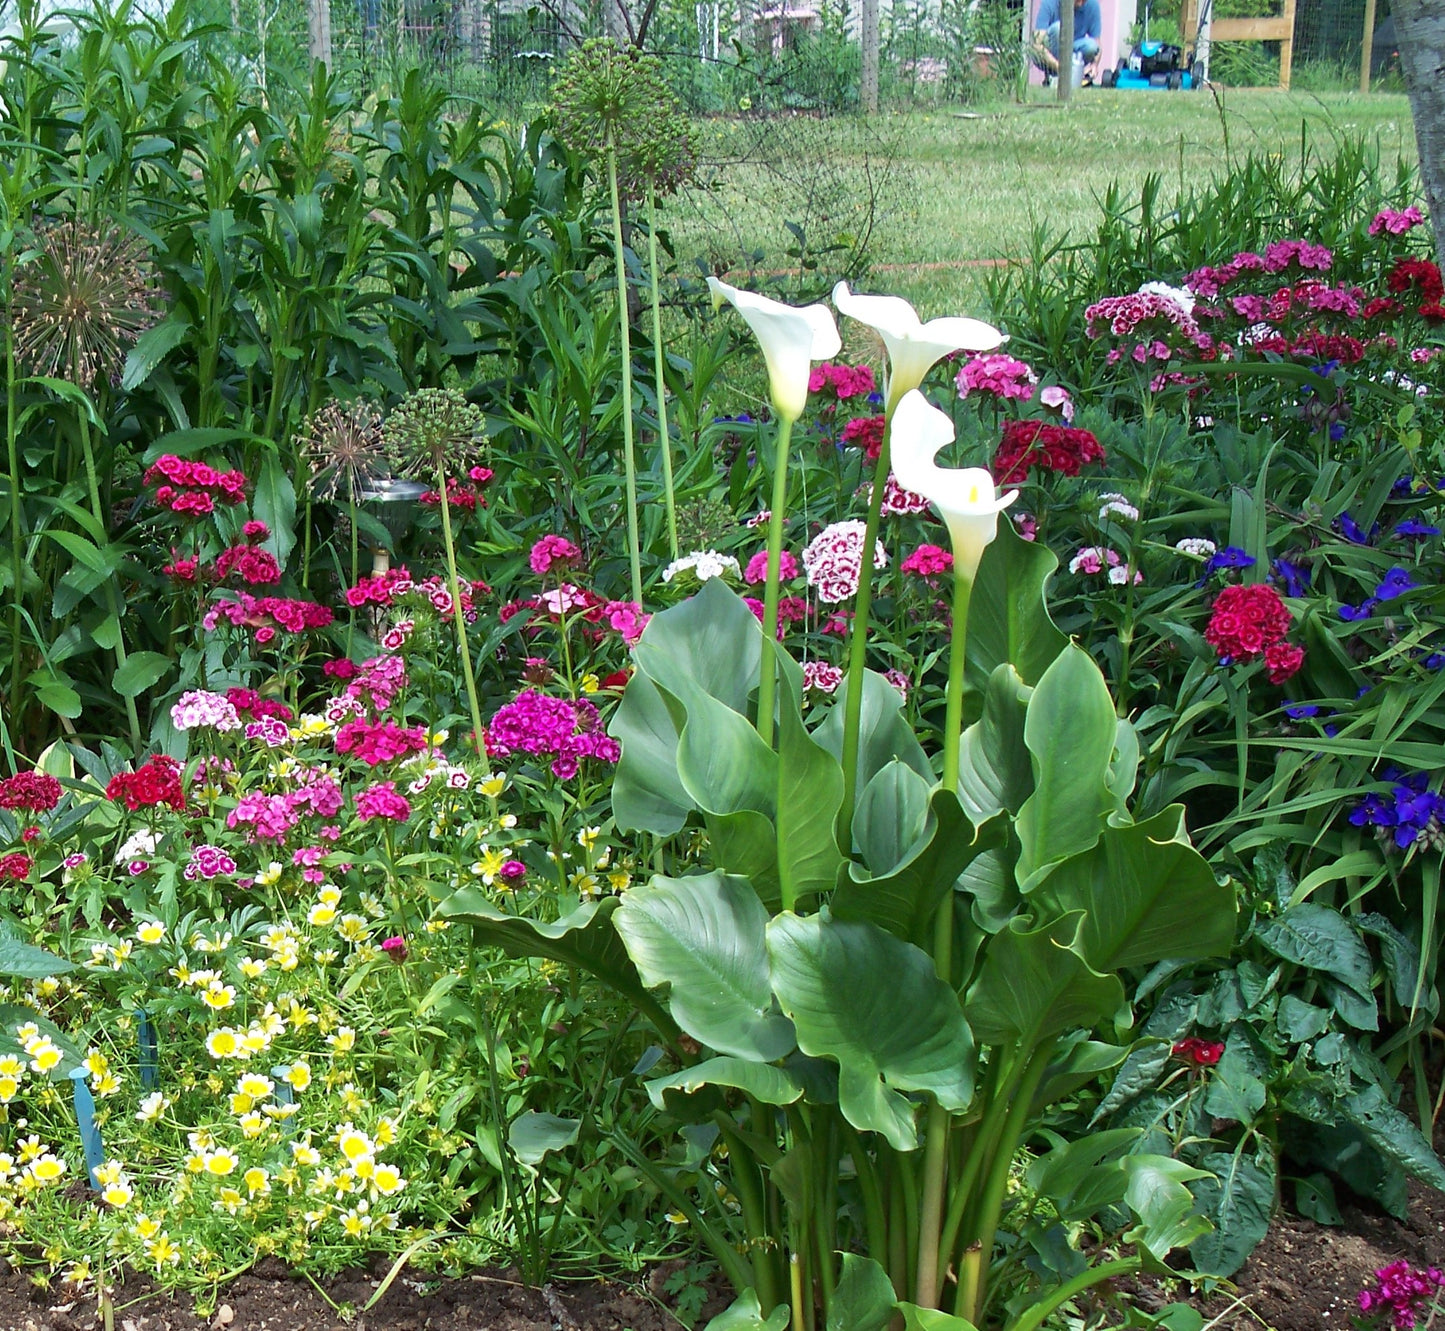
top-left (668, 88), bottom-right (1419, 320)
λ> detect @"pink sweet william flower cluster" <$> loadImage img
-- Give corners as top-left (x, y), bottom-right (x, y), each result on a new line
top-left (347, 655), bottom-right (407, 712)
top-left (802, 521), bottom-right (888, 604)
top-left (901, 544), bottom-right (953, 579)
top-left (870, 473), bottom-right (930, 517)
top-left (144, 455), bottom-right (248, 516)
top-left (171, 690), bottom-right (242, 733)
top-left (1358, 1261), bottom-right (1445, 1329)
top-left (335, 718), bottom-right (429, 766)
top-left (530, 535), bottom-right (583, 576)
top-left (744, 549), bottom-right (800, 585)
top-left (808, 362), bottom-right (876, 400)
top-left (344, 568), bottom-right (488, 622)
top-left (802, 661), bottom-right (843, 694)
top-left (356, 781), bottom-right (411, 823)
top-left (955, 353), bottom-right (1038, 401)
top-left (1069, 546), bottom-right (1142, 585)
top-left (204, 593), bottom-right (334, 644)
top-left (1368, 206), bottom-right (1425, 238)
top-left (214, 543), bottom-right (282, 587)
top-left (184, 843), bottom-right (237, 881)
top-left (487, 689), bottom-right (621, 780)
top-left (1186, 240), bottom-right (1333, 299)
top-left (226, 773), bottom-right (343, 841)
top-left (1085, 290), bottom-right (1206, 346)
top-left (841, 415), bottom-right (886, 460)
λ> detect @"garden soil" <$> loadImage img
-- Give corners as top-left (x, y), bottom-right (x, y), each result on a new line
top-left (0, 1257), bottom-right (728, 1331)
top-left (2, 1190), bottom-right (1445, 1330)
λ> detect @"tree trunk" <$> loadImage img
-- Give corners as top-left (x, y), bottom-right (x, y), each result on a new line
top-left (1395, 0), bottom-right (1445, 271)
top-left (307, 0), bottom-right (332, 64)
top-left (861, 0), bottom-right (879, 113)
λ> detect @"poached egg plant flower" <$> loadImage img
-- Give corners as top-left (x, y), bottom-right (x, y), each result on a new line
top-left (891, 389), bottom-right (1017, 582)
top-left (832, 283), bottom-right (1003, 410)
top-left (707, 278), bottom-right (841, 422)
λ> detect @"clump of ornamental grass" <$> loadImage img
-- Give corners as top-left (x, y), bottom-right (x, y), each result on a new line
top-left (8, 217), bottom-right (164, 389)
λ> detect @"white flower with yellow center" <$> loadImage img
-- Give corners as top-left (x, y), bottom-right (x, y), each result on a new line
top-left (132, 1214), bottom-right (162, 1241)
top-left (205, 1028), bottom-right (242, 1060)
top-left (135, 921), bottom-right (166, 945)
top-left (136, 1091), bottom-right (169, 1122)
top-left (238, 1112), bottom-right (265, 1139)
top-left (336, 1126), bottom-right (374, 1163)
top-left (0, 1077), bottom-right (20, 1103)
top-left (102, 1180), bottom-right (134, 1208)
top-left (284, 1062), bottom-right (312, 1092)
top-left (336, 915), bottom-right (369, 944)
top-left (307, 903), bottom-right (338, 928)
top-left (28, 1038), bottom-right (62, 1075)
top-left (204, 1149), bottom-right (238, 1177)
top-left (327, 1026), bottom-right (356, 1054)
top-left (371, 1163), bottom-right (405, 1197)
top-left (214, 1187), bottom-right (244, 1216)
top-left (239, 956), bottom-right (268, 978)
top-left (292, 1138), bottom-right (321, 1168)
top-left (28, 1154), bottom-right (66, 1184)
top-left (244, 1167), bottom-right (270, 1196)
top-left (201, 981), bottom-right (237, 1011)
top-left (0, 1054), bottom-right (24, 1079)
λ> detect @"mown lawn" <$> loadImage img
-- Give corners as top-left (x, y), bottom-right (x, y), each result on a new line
top-left (669, 89), bottom-right (1419, 317)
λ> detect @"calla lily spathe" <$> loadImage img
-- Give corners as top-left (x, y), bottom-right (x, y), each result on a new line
top-left (892, 390), bottom-right (1017, 580)
top-left (708, 278), bottom-right (841, 423)
top-left (832, 282), bottom-right (1004, 410)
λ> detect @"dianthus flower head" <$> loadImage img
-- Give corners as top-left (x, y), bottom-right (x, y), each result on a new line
top-left (993, 420), bottom-right (1105, 486)
top-left (955, 353), bottom-right (1037, 401)
top-left (801, 521), bottom-right (888, 604)
top-left (355, 781), bottom-right (411, 823)
top-left (744, 549), bottom-right (799, 586)
top-left (1205, 583), bottom-right (1294, 664)
top-left (529, 535), bottom-right (583, 576)
top-left (0, 772), bottom-right (63, 813)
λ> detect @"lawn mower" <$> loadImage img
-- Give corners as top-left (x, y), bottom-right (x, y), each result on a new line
top-left (1099, 0), bottom-right (1206, 90)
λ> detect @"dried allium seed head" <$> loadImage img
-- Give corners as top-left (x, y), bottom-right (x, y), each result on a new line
top-left (9, 219), bottom-right (164, 389)
top-left (297, 400), bottom-right (387, 502)
top-left (382, 388), bottom-right (488, 478)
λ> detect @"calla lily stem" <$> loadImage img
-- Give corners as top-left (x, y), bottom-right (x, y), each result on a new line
top-left (756, 416), bottom-right (794, 749)
top-left (606, 138), bottom-right (644, 606)
top-left (838, 418), bottom-right (892, 850)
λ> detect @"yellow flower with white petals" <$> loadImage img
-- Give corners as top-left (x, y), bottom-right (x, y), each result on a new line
top-left (94, 1071), bottom-right (121, 1097)
top-left (327, 1027), bottom-right (356, 1054)
top-left (375, 1116), bottom-right (398, 1147)
top-left (204, 1150), bottom-right (238, 1177)
top-left (307, 903), bottom-right (338, 927)
top-left (0, 1077), bottom-right (18, 1103)
top-left (146, 1234), bottom-right (180, 1267)
top-left (132, 1214), bottom-right (162, 1241)
top-left (205, 1028), bottom-right (242, 1060)
top-left (239, 956), bottom-right (268, 978)
top-left (136, 1091), bottom-right (169, 1122)
top-left (214, 1187), bottom-right (244, 1215)
top-left (136, 921), bottom-right (166, 945)
top-left (371, 1163), bottom-right (405, 1196)
top-left (284, 1062), bottom-right (312, 1092)
top-left (336, 1126), bottom-right (374, 1163)
top-left (244, 1167), bottom-right (270, 1196)
top-left (318, 885), bottom-right (342, 907)
top-left (578, 826), bottom-right (601, 851)
top-left (336, 915), bottom-right (369, 943)
top-left (238, 1112), bottom-right (265, 1139)
top-left (102, 1180), bottom-right (133, 1208)
top-left (201, 981), bottom-right (237, 1011)
top-left (479, 773), bottom-right (506, 799)
top-left (94, 1160), bottom-right (125, 1186)
top-left (29, 1154), bottom-right (66, 1183)
top-left (0, 1054), bottom-right (23, 1079)
top-left (28, 1039), bottom-right (62, 1075)
top-left (291, 1139), bottom-right (321, 1168)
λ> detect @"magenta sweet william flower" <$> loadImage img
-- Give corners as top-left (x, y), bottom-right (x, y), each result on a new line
top-left (901, 544), bottom-right (953, 578)
top-left (530, 534), bottom-right (583, 576)
top-left (355, 781), bottom-right (411, 823)
top-left (744, 549), bottom-right (799, 585)
top-left (381, 935), bottom-right (408, 962)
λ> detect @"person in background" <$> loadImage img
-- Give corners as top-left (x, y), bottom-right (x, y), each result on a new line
top-left (1032, 0), bottom-right (1102, 85)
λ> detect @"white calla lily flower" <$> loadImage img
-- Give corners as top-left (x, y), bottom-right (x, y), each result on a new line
top-left (708, 277), bottom-right (841, 423)
top-left (832, 282), bottom-right (1004, 410)
top-left (892, 390), bottom-right (1017, 580)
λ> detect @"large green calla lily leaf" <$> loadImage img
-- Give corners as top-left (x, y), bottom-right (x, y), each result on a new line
top-left (966, 912), bottom-right (1126, 1046)
top-left (609, 667), bottom-right (691, 835)
top-left (704, 1291), bottom-right (791, 1331)
top-left (645, 1057), bottom-right (805, 1112)
top-left (767, 912), bottom-right (974, 1150)
top-left (812, 668), bottom-right (932, 819)
top-left (825, 1254), bottom-right (897, 1331)
top-left (439, 888), bottom-right (670, 1033)
top-left (964, 518), bottom-right (1067, 711)
top-left (1030, 807), bottom-right (1236, 971)
top-left (1015, 645), bottom-right (1119, 891)
top-left (955, 664), bottom-right (1034, 822)
top-left (615, 873), bottom-right (796, 1062)
top-left (834, 782), bottom-right (1004, 951)
top-left (772, 662), bottom-right (845, 902)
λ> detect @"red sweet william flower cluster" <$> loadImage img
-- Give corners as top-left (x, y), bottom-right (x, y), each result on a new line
top-left (0, 852), bottom-right (33, 880)
top-left (1204, 583), bottom-right (1304, 683)
top-left (841, 415), bottom-right (886, 460)
top-left (106, 754), bottom-right (185, 811)
top-left (993, 420), bottom-right (1105, 486)
top-left (1387, 257), bottom-right (1445, 322)
top-left (144, 455), bottom-right (248, 516)
top-left (204, 593), bottom-right (334, 643)
top-left (0, 771), bottom-right (63, 813)
top-left (214, 544), bottom-right (282, 586)
top-left (421, 467), bottom-right (494, 514)
top-left (1172, 1037), bottom-right (1224, 1066)
top-left (225, 687), bottom-right (293, 723)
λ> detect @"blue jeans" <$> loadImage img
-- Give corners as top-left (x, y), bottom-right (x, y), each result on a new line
top-left (1035, 20), bottom-right (1100, 64)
